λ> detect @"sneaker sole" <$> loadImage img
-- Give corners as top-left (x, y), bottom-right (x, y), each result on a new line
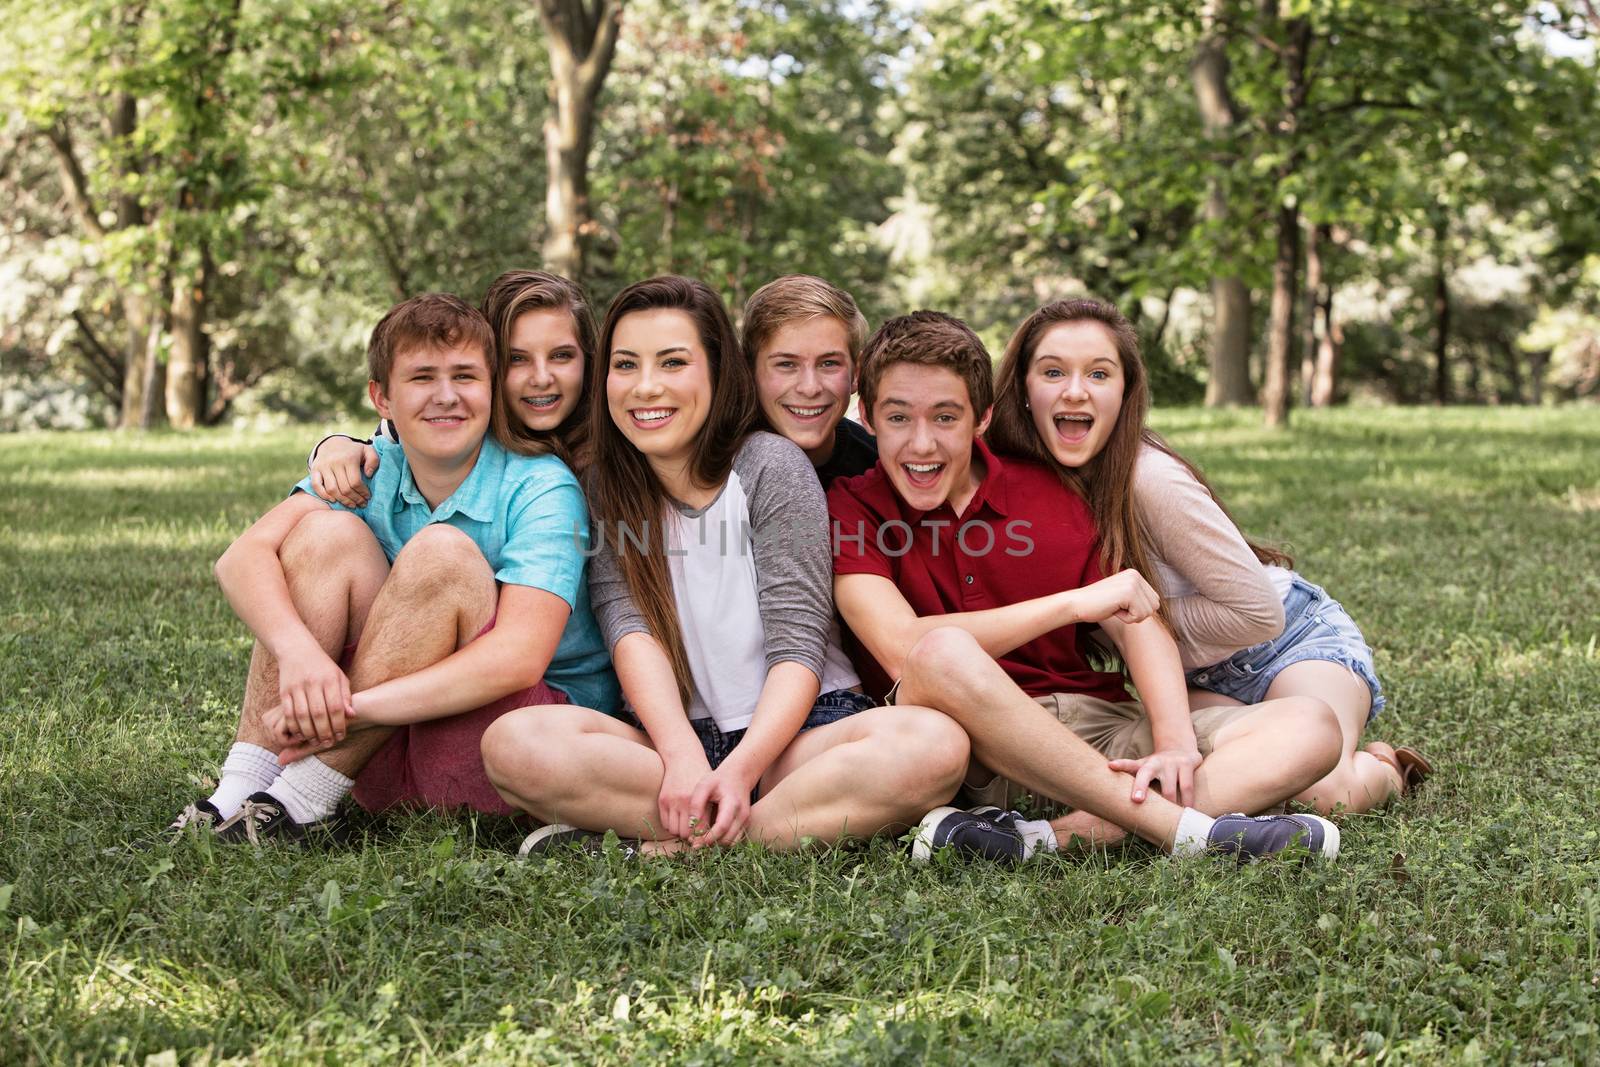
top-left (518, 822), bottom-right (580, 858)
top-left (1306, 814), bottom-right (1340, 861)
top-left (910, 806), bottom-right (963, 864)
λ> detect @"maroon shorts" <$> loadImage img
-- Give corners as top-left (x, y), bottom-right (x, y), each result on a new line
top-left (347, 615), bottom-right (568, 816)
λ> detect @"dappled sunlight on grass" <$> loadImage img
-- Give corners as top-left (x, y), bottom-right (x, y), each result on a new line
top-left (2, 411), bottom-right (1598, 1064)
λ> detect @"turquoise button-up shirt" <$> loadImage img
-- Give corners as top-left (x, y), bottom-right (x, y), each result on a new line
top-left (294, 436), bottom-right (618, 713)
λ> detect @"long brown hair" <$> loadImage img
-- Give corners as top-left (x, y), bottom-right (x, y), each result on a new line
top-left (986, 299), bottom-right (1291, 600)
top-left (586, 276), bottom-right (758, 707)
top-left (479, 269), bottom-right (597, 469)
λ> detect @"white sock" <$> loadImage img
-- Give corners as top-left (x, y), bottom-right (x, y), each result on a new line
top-left (265, 757), bottom-right (354, 824)
top-left (208, 743), bottom-right (283, 819)
top-left (1171, 807), bottom-right (1218, 858)
top-left (1014, 818), bottom-right (1059, 859)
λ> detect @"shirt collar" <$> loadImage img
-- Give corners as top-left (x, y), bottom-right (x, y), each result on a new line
top-left (964, 436), bottom-right (1011, 518)
top-left (391, 439), bottom-right (500, 523)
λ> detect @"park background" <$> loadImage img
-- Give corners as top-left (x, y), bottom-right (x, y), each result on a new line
top-left (3, 2), bottom-right (1600, 1065)
top-left (3, 0), bottom-right (1599, 427)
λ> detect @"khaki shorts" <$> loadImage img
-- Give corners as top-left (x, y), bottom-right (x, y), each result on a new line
top-left (958, 692), bottom-right (1255, 813)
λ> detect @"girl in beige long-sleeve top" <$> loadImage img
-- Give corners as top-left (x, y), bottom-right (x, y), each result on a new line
top-left (986, 298), bottom-right (1432, 817)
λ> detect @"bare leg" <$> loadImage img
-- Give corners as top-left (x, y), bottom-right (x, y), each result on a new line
top-left (896, 628), bottom-right (1188, 852)
top-left (234, 509), bottom-right (388, 749)
top-left (743, 705), bottom-right (968, 848)
top-left (1048, 693), bottom-right (1342, 850)
top-left (483, 705), bottom-right (679, 841)
top-left (1269, 661), bottom-right (1401, 814)
top-left (485, 703), bottom-right (968, 853)
top-left (317, 524), bottom-right (498, 777)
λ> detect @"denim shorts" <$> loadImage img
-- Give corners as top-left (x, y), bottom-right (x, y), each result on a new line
top-left (622, 688), bottom-right (878, 770)
top-left (1185, 573), bottom-right (1386, 723)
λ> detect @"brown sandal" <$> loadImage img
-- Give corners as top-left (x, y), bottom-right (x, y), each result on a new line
top-left (1366, 742), bottom-right (1435, 797)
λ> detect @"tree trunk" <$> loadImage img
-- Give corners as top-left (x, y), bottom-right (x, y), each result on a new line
top-left (1432, 213), bottom-right (1451, 405)
top-left (660, 177), bottom-right (678, 273)
top-left (1262, 200), bottom-right (1300, 429)
top-left (1260, 9), bottom-right (1311, 430)
top-left (165, 249), bottom-right (211, 429)
top-left (1499, 341), bottom-right (1525, 404)
top-left (536, 0), bottom-right (624, 283)
top-left (1194, 0), bottom-right (1253, 406)
top-left (1299, 219), bottom-right (1323, 405)
top-left (1206, 277), bottom-right (1254, 406)
top-left (119, 288), bottom-right (153, 428)
top-left (1310, 286), bottom-right (1340, 407)
top-left (1527, 348), bottom-right (1549, 405)
top-left (140, 321), bottom-right (166, 429)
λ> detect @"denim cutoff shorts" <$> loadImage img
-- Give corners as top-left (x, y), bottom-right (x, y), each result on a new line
top-left (623, 688), bottom-right (878, 771)
top-left (1185, 573), bottom-right (1386, 723)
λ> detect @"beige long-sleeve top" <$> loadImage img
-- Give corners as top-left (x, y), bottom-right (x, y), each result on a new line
top-left (1133, 446), bottom-right (1289, 670)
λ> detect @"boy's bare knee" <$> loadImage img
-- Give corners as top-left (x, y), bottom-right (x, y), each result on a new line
top-left (396, 524), bottom-right (487, 570)
top-left (902, 627), bottom-right (984, 697)
top-left (281, 508), bottom-right (377, 572)
top-left (388, 525), bottom-right (493, 599)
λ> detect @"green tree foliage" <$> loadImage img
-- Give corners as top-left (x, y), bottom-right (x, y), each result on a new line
top-left (1, 0), bottom-right (902, 426)
top-left (594, 0), bottom-right (901, 318)
top-left (894, 0), bottom-right (1600, 415)
top-left (1, 1), bottom-right (1595, 428)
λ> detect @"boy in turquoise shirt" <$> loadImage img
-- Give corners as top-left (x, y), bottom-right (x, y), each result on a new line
top-left (168, 293), bottom-right (617, 843)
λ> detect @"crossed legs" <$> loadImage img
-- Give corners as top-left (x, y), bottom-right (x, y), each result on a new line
top-left (894, 628), bottom-right (1341, 852)
top-left (481, 703), bottom-right (969, 852)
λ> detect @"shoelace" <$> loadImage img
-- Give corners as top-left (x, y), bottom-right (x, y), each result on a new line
top-left (169, 804), bottom-right (212, 833)
top-left (235, 798), bottom-right (282, 845)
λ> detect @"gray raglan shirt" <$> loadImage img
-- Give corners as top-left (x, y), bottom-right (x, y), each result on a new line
top-left (588, 431), bottom-right (859, 731)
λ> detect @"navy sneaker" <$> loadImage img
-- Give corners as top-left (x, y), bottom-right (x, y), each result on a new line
top-left (911, 806), bottom-right (1026, 865)
top-left (1206, 813), bottom-right (1340, 863)
top-left (214, 792), bottom-right (349, 846)
top-left (517, 823), bottom-right (639, 859)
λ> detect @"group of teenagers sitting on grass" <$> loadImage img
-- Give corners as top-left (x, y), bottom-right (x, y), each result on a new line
top-left (170, 270), bottom-right (1434, 865)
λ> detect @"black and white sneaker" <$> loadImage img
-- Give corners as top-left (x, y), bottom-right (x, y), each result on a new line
top-left (911, 806), bottom-right (1026, 865)
top-left (213, 792), bottom-right (348, 846)
top-left (167, 799), bottom-right (223, 837)
top-left (517, 823), bottom-right (639, 859)
top-left (1206, 813), bottom-right (1340, 863)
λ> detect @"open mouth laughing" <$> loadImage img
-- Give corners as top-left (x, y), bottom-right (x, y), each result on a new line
top-left (901, 461), bottom-right (945, 489)
top-left (1053, 412), bottom-right (1094, 444)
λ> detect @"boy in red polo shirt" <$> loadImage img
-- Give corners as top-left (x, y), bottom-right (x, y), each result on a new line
top-left (828, 311), bottom-right (1345, 864)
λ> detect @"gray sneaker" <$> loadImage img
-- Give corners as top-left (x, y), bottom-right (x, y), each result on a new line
top-left (1206, 813), bottom-right (1340, 863)
top-left (911, 806), bottom-right (1026, 865)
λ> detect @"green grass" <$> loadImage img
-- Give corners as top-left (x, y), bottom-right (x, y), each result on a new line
top-left (3, 408), bottom-right (1599, 1065)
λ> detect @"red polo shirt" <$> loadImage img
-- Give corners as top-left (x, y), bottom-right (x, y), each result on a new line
top-left (827, 437), bottom-right (1129, 703)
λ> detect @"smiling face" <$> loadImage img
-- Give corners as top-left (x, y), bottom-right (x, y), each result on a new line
top-left (864, 362), bottom-right (991, 513)
top-left (753, 315), bottom-right (854, 464)
top-left (606, 307), bottom-right (713, 473)
top-left (503, 307), bottom-right (586, 432)
top-left (1025, 320), bottom-right (1125, 469)
top-left (370, 341), bottom-right (492, 467)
